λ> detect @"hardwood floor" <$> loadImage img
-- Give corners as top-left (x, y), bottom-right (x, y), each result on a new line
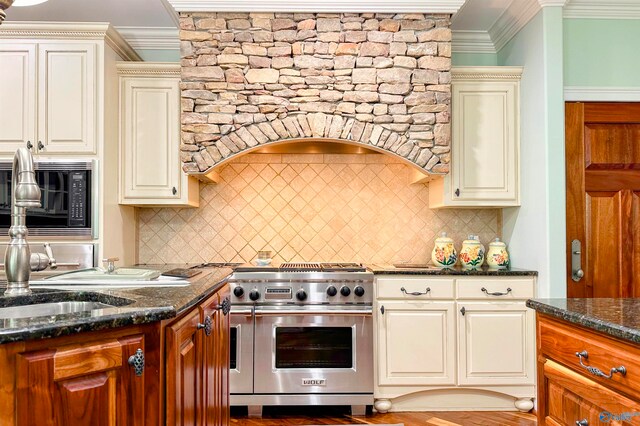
top-left (230, 406), bottom-right (536, 426)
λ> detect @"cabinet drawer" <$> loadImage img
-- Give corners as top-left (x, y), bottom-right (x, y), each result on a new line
top-left (376, 277), bottom-right (454, 299)
top-left (539, 316), bottom-right (640, 401)
top-left (456, 278), bottom-right (534, 299)
top-left (543, 359), bottom-right (640, 426)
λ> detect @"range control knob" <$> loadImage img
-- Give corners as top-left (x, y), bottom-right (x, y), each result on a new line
top-left (233, 286), bottom-right (244, 298)
top-left (296, 289), bottom-right (308, 301)
top-left (340, 286), bottom-right (351, 297)
top-left (249, 290), bottom-right (260, 301)
top-left (326, 286), bottom-right (338, 296)
top-left (354, 286), bottom-right (365, 297)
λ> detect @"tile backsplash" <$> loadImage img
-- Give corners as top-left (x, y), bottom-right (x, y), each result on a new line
top-left (138, 153), bottom-right (500, 264)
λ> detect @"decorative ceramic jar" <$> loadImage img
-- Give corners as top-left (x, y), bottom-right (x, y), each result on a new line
top-left (431, 232), bottom-right (457, 268)
top-left (486, 238), bottom-right (510, 269)
top-left (459, 235), bottom-right (485, 269)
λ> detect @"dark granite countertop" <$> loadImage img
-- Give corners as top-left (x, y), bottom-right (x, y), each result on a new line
top-left (527, 298), bottom-right (640, 345)
top-left (0, 265), bottom-right (233, 345)
top-left (368, 264), bottom-right (538, 276)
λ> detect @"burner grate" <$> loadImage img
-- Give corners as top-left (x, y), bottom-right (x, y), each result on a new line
top-left (280, 262), bottom-right (322, 271)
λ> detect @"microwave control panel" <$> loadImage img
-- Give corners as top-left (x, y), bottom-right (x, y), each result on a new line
top-left (69, 171), bottom-right (88, 227)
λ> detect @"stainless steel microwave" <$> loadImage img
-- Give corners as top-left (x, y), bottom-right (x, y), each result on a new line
top-left (0, 161), bottom-right (94, 238)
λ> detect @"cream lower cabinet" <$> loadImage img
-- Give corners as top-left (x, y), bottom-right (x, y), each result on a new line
top-left (374, 275), bottom-right (535, 413)
top-left (0, 40), bottom-right (97, 155)
top-left (118, 63), bottom-right (199, 207)
top-left (429, 67), bottom-right (523, 208)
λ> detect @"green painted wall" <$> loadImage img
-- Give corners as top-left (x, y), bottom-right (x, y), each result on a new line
top-left (452, 52), bottom-right (498, 66)
top-left (497, 7), bottom-right (565, 298)
top-left (564, 19), bottom-right (640, 86)
top-left (137, 49), bottom-right (181, 62)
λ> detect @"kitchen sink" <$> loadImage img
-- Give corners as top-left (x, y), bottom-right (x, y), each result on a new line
top-left (43, 267), bottom-right (161, 281)
top-left (0, 301), bottom-right (118, 320)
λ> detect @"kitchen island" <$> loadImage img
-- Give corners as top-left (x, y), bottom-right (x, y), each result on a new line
top-left (0, 265), bottom-right (233, 426)
top-left (527, 298), bottom-right (640, 426)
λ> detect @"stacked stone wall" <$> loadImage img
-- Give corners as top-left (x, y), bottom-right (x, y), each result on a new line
top-left (180, 12), bottom-right (452, 173)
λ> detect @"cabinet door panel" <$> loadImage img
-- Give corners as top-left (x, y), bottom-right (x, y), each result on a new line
top-left (121, 77), bottom-right (182, 200)
top-left (166, 307), bottom-right (203, 426)
top-left (451, 81), bottom-right (518, 202)
top-left (457, 302), bottom-right (534, 385)
top-left (378, 301), bottom-right (456, 386)
top-left (15, 335), bottom-right (145, 426)
top-left (38, 43), bottom-right (96, 154)
top-left (0, 44), bottom-right (36, 154)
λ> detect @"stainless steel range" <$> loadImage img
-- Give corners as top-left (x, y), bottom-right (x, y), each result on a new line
top-left (229, 262), bottom-right (373, 417)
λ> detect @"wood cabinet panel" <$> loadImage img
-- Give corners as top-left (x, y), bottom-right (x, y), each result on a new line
top-left (166, 307), bottom-right (202, 426)
top-left (375, 277), bottom-right (455, 299)
top-left (15, 334), bottom-right (145, 426)
top-left (539, 316), bottom-right (640, 402)
top-left (455, 277), bottom-right (535, 299)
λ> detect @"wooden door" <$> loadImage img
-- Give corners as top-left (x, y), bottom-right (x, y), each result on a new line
top-left (457, 302), bottom-right (534, 386)
top-left (37, 43), bottom-right (96, 154)
top-left (166, 307), bottom-right (203, 426)
top-left (201, 285), bottom-right (230, 426)
top-left (377, 300), bottom-right (456, 386)
top-left (15, 335), bottom-right (145, 426)
top-left (0, 43), bottom-right (36, 154)
top-left (566, 102), bottom-right (640, 297)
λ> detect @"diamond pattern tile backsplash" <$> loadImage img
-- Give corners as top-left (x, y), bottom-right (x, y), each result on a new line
top-left (138, 154), bottom-right (501, 264)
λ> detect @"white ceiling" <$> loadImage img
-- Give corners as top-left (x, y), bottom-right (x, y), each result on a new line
top-left (5, 0), bottom-right (178, 27)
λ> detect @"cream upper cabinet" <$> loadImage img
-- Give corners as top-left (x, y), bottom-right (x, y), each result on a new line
top-left (377, 300), bottom-right (456, 386)
top-left (0, 44), bottom-right (36, 153)
top-left (37, 43), bottom-right (96, 154)
top-left (0, 41), bottom-right (97, 155)
top-left (118, 63), bottom-right (199, 207)
top-left (429, 67), bottom-right (522, 208)
top-left (374, 275), bottom-right (536, 413)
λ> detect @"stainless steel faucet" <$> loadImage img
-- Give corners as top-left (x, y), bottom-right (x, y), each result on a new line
top-left (4, 147), bottom-right (56, 296)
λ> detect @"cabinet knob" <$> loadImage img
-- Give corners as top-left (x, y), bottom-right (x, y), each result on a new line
top-left (38, 141), bottom-right (44, 151)
top-left (128, 348), bottom-right (145, 377)
top-left (172, 186), bottom-right (177, 195)
top-left (455, 188), bottom-right (460, 197)
top-left (215, 297), bottom-right (231, 316)
top-left (575, 420), bottom-right (588, 426)
top-left (380, 305), bottom-right (385, 315)
top-left (460, 306), bottom-right (466, 316)
top-left (197, 315), bottom-right (213, 336)
top-left (26, 141), bottom-right (33, 150)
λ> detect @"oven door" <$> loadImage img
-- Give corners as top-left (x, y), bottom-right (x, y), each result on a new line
top-left (230, 306), bottom-right (254, 395)
top-left (254, 305), bottom-right (373, 395)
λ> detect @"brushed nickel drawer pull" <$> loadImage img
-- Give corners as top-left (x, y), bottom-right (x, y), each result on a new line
top-left (575, 420), bottom-right (588, 426)
top-left (575, 350), bottom-right (627, 379)
top-left (481, 287), bottom-right (512, 296)
top-left (400, 287), bottom-right (431, 296)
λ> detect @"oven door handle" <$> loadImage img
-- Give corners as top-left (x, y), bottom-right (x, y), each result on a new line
top-left (254, 307), bottom-right (373, 316)
top-left (230, 307), bottom-right (254, 316)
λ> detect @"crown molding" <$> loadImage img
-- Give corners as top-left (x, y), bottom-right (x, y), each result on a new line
top-left (452, 30), bottom-right (496, 53)
top-left (166, 0), bottom-right (465, 13)
top-left (538, 0), bottom-right (567, 6)
top-left (117, 62), bottom-right (180, 76)
top-left (452, 66), bottom-right (524, 80)
top-left (160, 0), bottom-right (181, 26)
top-left (489, 0), bottom-right (541, 53)
top-left (564, 0), bottom-right (640, 19)
top-left (564, 86), bottom-right (640, 101)
top-left (115, 26), bottom-right (179, 50)
top-left (0, 22), bottom-right (140, 61)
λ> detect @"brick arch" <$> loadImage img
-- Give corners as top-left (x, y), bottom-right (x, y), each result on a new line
top-left (183, 113), bottom-right (449, 176)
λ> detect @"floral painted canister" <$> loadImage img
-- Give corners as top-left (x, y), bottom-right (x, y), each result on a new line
top-left (486, 238), bottom-right (510, 269)
top-left (459, 236), bottom-right (485, 269)
top-left (431, 232), bottom-right (457, 268)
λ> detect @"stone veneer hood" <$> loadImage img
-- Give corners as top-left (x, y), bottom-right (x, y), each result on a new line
top-left (179, 12), bottom-right (452, 175)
